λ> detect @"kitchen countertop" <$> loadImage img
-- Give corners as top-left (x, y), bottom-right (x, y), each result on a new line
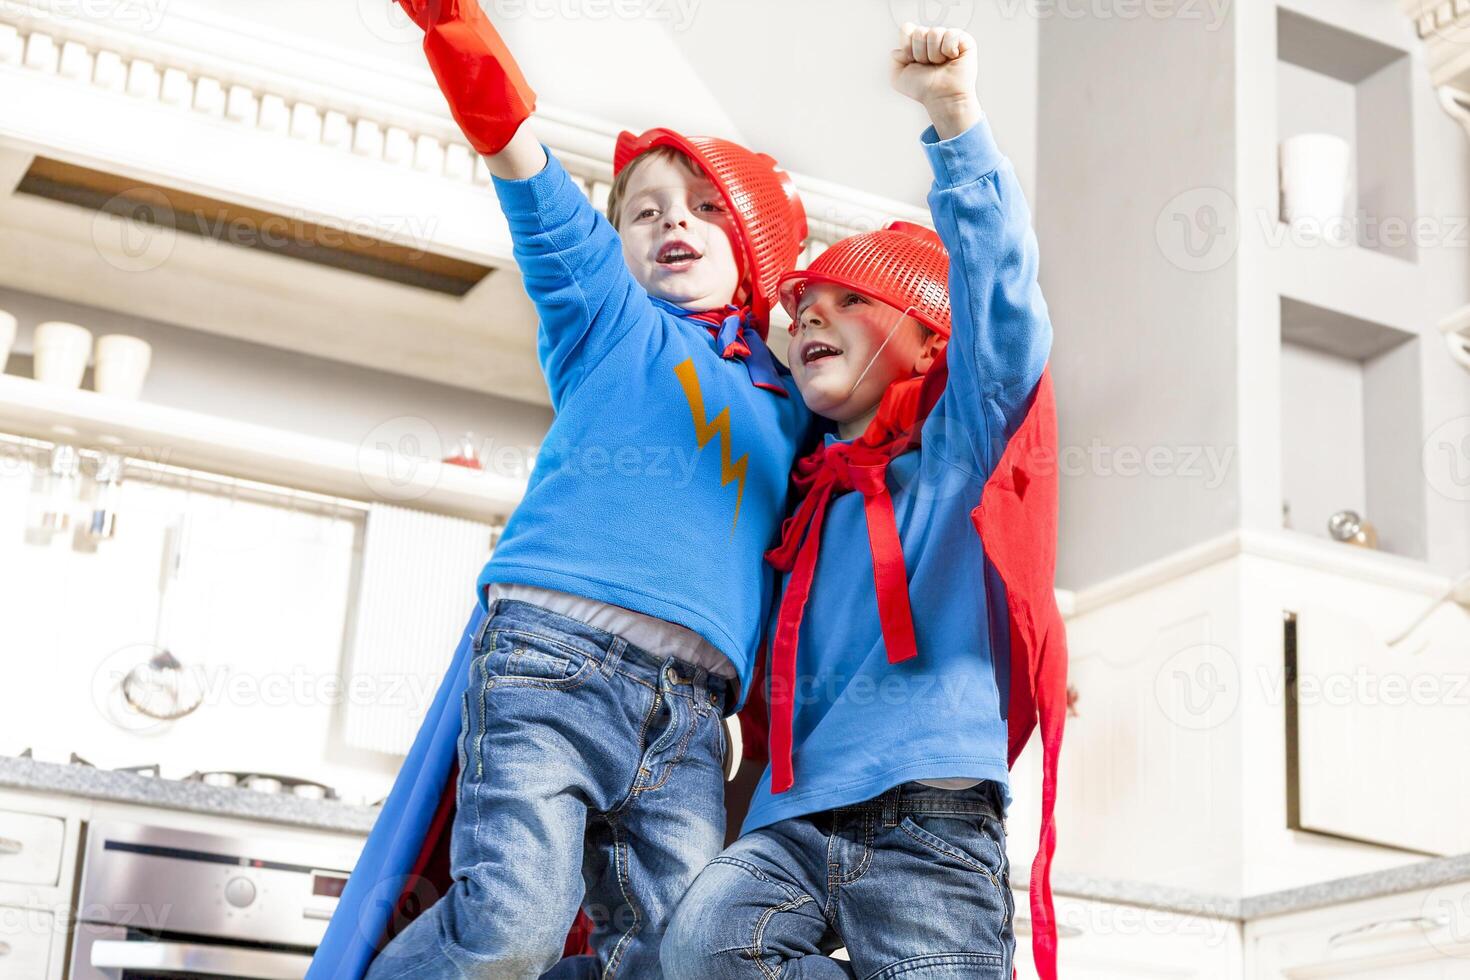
top-left (1050, 854), bottom-right (1470, 923)
top-left (3, 754), bottom-right (1466, 920)
top-left (0, 755), bottom-right (380, 835)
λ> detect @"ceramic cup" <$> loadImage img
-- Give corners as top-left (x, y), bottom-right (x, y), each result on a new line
top-left (33, 321), bottom-right (94, 390)
top-left (1280, 133), bottom-right (1352, 232)
top-left (94, 334), bottom-right (153, 400)
top-left (0, 310), bottom-right (16, 375)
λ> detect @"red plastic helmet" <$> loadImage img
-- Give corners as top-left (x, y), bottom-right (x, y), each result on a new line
top-left (614, 128), bottom-right (808, 335)
top-left (778, 221), bottom-right (951, 337)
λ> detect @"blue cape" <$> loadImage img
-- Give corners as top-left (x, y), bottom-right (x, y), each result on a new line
top-left (306, 605), bottom-right (486, 979)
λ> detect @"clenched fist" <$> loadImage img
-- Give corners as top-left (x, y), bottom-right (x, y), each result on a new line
top-left (890, 24), bottom-right (982, 140)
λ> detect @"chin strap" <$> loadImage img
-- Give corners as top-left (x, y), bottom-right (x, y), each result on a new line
top-left (396, 0), bottom-right (538, 156)
top-left (844, 305), bottom-right (921, 398)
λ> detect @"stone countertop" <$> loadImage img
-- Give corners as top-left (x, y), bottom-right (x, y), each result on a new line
top-left (1050, 853), bottom-right (1470, 923)
top-left (4, 754), bottom-right (1466, 920)
top-left (0, 755), bottom-right (379, 835)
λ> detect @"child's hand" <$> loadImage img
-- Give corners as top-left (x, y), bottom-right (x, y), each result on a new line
top-left (890, 24), bottom-right (983, 141)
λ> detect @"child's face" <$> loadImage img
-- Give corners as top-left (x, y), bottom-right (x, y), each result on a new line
top-left (788, 283), bottom-right (941, 427)
top-left (617, 154), bottom-right (742, 312)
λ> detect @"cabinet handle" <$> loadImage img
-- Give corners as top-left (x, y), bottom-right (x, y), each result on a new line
top-left (1014, 916), bottom-right (1084, 939)
top-left (1328, 914), bottom-right (1449, 947)
top-left (0, 837), bottom-right (21, 856)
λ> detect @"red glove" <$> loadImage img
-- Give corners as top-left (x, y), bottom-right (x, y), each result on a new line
top-left (395, 0), bottom-right (538, 156)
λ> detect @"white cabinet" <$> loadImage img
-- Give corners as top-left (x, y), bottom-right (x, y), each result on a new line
top-left (0, 905), bottom-right (53, 978)
top-left (0, 810), bottom-right (63, 887)
top-left (1013, 893), bottom-right (1244, 979)
top-left (0, 794), bottom-right (84, 980)
top-left (1288, 606), bottom-right (1470, 856)
top-left (1247, 882), bottom-right (1470, 977)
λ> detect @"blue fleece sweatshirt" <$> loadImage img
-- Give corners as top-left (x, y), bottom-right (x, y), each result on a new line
top-left (477, 151), bottom-right (812, 697)
top-left (742, 119), bottom-right (1053, 833)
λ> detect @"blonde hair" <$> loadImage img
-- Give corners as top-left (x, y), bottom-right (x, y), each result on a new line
top-left (605, 146), bottom-right (704, 230)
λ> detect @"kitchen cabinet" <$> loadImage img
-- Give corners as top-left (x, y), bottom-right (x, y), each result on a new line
top-left (1288, 606), bottom-right (1470, 855)
top-left (0, 793), bottom-right (83, 980)
top-left (1013, 893), bottom-right (1245, 980)
top-left (1247, 881), bottom-right (1470, 976)
top-left (0, 809), bottom-right (64, 887)
top-left (0, 904), bottom-right (53, 978)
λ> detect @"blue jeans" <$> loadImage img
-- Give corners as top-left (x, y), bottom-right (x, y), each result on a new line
top-left (366, 600), bottom-right (731, 980)
top-left (662, 781), bottom-right (1015, 979)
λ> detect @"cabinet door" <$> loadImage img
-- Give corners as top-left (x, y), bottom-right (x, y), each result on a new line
top-left (0, 905), bottom-right (53, 978)
top-left (1014, 894), bottom-right (1243, 979)
top-left (0, 811), bottom-right (64, 887)
top-left (1248, 883), bottom-right (1470, 978)
top-left (1289, 607), bottom-right (1470, 855)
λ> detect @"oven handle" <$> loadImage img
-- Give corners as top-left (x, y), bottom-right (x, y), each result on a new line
top-left (90, 939), bottom-right (313, 979)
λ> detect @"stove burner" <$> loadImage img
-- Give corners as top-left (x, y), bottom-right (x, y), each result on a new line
top-left (19, 752), bottom-right (336, 799)
top-left (184, 770), bottom-right (338, 800)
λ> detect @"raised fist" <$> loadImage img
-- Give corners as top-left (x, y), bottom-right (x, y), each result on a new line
top-left (890, 24), bottom-right (978, 110)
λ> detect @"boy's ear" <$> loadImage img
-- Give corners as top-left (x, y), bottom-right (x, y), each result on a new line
top-left (913, 328), bottom-right (947, 376)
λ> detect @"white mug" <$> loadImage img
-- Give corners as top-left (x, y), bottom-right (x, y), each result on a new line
top-left (33, 321), bottom-right (94, 390)
top-left (1280, 133), bottom-right (1352, 233)
top-left (0, 310), bottom-right (16, 375)
top-left (94, 334), bottom-right (153, 400)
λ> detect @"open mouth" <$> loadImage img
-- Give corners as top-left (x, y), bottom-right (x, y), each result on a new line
top-left (801, 341), bottom-right (843, 366)
top-left (656, 240), bottom-right (703, 268)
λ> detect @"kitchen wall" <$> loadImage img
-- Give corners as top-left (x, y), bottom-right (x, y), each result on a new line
top-left (0, 285), bottom-right (553, 804)
top-left (1037, 4), bottom-right (1242, 587)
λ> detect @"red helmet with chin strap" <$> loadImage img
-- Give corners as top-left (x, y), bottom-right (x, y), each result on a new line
top-left (778, 221), bottom-right (952, 337)
top-left (614, 128), bottom-right (808, 336)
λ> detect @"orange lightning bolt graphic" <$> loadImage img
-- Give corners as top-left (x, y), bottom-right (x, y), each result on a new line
top-left (674, 358), bottom-right (748, 532)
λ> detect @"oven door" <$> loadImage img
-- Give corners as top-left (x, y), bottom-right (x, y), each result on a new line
top-left (71, 924), bottom-right (315, 980)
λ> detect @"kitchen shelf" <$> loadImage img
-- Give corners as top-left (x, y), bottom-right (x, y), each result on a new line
top-left (0, 373), bottom-right (527, 522)
top-left (1278, 296), bottom-right (1424, 559)
top-left (1276, 7), bottom-right (1417, 260)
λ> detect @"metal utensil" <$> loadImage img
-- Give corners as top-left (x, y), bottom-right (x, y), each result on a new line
top-left (120, 649), bottom-right (204, 721)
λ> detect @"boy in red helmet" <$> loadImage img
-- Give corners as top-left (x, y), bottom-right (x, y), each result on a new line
top-left (663, 25), bottom-right (1067, 980)
top-left (315, 4), bottom-right (814, 979)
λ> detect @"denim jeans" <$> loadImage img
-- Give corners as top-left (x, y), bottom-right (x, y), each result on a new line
top-left (661, 781), bottom-right (1015, 979)
top-left (366, 599), bottom-right (731, 980)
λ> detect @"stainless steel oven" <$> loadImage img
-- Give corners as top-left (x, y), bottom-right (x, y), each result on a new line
top-left (69, 820), bottom-right (358, 979)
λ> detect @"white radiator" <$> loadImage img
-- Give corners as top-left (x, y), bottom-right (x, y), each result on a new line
top-left (342, 504), bottom-right (496, 756)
